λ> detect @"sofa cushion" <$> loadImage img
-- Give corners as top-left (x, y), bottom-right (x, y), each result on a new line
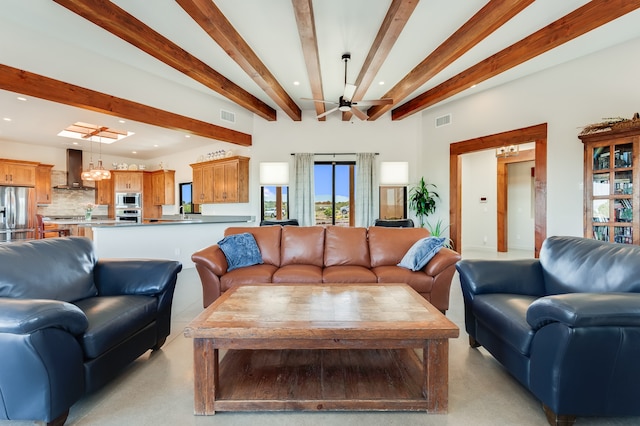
top-left (280, 226), bottom-right (325, 267)
top-left (217, 233), bottom-right (263, 272)
top-left (324, 226), bottom-right (370, 268)
top-left (272, 264), bottom-right (323, 283)
top-left (225, 226), bottom-right (281, 267)
top-left (368, 227), bottom-right (429, 268)
top-left (323, 265), bottom-right (377, 283)
top-left (540, 236), bottom-right (640, 295)
top-left (0, 237), bottom-right (97, 302)
top-left (472, 293), bottom-right (539, 356)
top-left (398, 237), bottom-right (445, 271)
top-left (372, 265), bottom-right (434, 293)
top-left (220, 264), bottom-right (277, 292)
top-left (73, 295), bottom-right (157, 359)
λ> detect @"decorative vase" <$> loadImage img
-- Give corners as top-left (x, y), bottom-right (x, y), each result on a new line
top-left (85, 210), bottom-right (92, 221)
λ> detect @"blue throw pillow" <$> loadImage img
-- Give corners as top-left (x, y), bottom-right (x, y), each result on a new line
top-left (217, 233), bottom-right (263, 272)
top-left (397, 237), bottom-right (446, 271)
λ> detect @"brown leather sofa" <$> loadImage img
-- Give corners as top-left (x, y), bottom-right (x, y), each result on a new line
top-left (191, 225), bottom-right (461, 313)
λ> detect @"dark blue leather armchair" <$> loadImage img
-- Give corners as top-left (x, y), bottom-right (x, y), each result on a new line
top-left (457, 236), bottom-right (640, 425)
top-left (0, 237), bottom-right (182, 425)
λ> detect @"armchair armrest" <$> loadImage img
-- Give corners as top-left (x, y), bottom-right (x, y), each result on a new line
top-left (527, 293), bottom-right (640, 330)
top-left (0, 299), bottom-right (88, 335)
top-left (423, 247), bottom-right (460, 276)
top-left (456, 258), bottom-right (545, 296)
top-left (94, 259), bottom-right (183, 296)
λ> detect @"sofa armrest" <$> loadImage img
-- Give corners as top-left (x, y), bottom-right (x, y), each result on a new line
top-left (192, 244), bottom-right (228, 276)
top-left (456, 258), bottom-right (545, 297)
top-left (527, 293), bottom-right (640, 330)
top-left (94, 259), bottom-right (183, 296)
top-left (0, 299), bottom-right (88, 335)
top-left (423, 247), bottom-right (460, 276)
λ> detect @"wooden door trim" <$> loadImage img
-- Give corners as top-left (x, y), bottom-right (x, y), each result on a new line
top-left (449, 123), bottom-right (547, 257)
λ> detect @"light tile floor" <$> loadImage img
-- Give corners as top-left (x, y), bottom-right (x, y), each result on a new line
top-left (4, 249), bottom-right (639, 425)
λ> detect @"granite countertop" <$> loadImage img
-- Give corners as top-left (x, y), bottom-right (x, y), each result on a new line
top-left (45, 215), bottom-right (255, 227)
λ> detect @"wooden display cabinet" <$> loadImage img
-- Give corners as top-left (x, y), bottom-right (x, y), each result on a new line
top-left (151, 170), bottom-right (175, 205)
top-left (580, 127), bottom-right (640, 245)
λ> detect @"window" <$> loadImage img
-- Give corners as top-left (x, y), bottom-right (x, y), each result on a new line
top-left (315, 161), bottom-right (354, 226)
top-left (179, 182), bottom-right (199, 214)
top-left (261, 186), bottom-right (289, 220)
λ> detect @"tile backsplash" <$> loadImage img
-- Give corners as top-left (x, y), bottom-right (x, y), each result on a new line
top-left (37, 170), bottom-right (108, 218)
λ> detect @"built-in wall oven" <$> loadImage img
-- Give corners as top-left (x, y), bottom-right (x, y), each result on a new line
top-left (116, 208), bottom-right (141, 223)
top-left (115, 193), bottom-right (141, 208)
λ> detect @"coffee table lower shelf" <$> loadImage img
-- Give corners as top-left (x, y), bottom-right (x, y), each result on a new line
top-left (211, 347), bottom-right (430, 413)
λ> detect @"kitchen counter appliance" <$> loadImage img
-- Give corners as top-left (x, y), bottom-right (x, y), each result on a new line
top-left (116, 192), bottom-right (141, 208)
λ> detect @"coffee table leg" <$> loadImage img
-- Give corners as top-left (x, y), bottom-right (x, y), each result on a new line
top-left (423, 339), bottom-right (449, 413)
top-left (193, 338), bottom-right (218, 415)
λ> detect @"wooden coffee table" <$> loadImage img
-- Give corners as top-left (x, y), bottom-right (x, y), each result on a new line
top-left (184, 283), bottom-right (459, 414)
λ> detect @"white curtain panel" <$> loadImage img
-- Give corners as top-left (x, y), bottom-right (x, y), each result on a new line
top-left (293, 153), bottom-right (315, 226)
top-left (355, 153), bottom-right (377, 227)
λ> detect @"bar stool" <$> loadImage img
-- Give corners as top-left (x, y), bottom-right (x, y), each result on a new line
top-left (36, 214), bottom-right (71, 239)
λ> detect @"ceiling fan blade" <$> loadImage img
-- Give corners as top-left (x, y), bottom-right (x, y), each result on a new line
top-left (352, 98), bottom-right (393, 106)
top-left (317, 106), bottom-right (339, 119)
top-left (343, 84), bottom-right (357, 102)
top-left (301, 97), bottom-right (338, 105)
top-left (351, 107), bottom-right (368, 121)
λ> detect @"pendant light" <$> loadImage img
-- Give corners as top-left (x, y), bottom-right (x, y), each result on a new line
top-left (93, 132), bottom-right (111, 180)
top-left (81, 135), bottom-right (98, 181)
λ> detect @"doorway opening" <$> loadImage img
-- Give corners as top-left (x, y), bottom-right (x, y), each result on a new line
top-left (450, 123), bottom-right (547, 257)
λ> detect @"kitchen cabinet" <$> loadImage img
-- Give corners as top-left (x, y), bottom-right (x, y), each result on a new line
top-left (151, 170), bottom-right (175, 205)
top-left (35, 164), bottom-right (53, 204)
top-left (0, 159), bottom-right (37, 186)
top-left (113, 171), bottom-right (143, 192)
top-left (580, 126), bottom-right (640, 244)
top-left (190, 156), bottom-right (249, 204)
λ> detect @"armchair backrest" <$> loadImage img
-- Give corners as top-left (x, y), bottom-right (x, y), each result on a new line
top-left (540, 236), bottom-right (640, 294)
top-left (0, 237), bottom-right (97, 302)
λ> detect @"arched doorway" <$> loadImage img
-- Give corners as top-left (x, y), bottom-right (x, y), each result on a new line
top-left (449, 123), bottom-right (547, 257)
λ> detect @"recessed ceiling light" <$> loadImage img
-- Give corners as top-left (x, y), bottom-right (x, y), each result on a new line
top-left (293, 81), bottom-right (300, 86)
top-left (3, 117), bottom-right (12, 122)
top-left (378, 81), bottom-right (385, 85)
top-left (471, 84), bottom-right (477, 88)
top-left (119, 119), bottom-right (126, 123)
top-left (153, 144), bottom-right (159, 148)
top-left (17, 97), bottom-right (27, 101)
top-left (132, 151), bottom-right (137, 154)
top-left (73, 142), bottom-right (79, 145)
top-left (185, 135), bottom-right (191, 138)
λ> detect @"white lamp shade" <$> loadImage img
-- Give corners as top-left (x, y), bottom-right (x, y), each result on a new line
top-left (259, 162), bottom-right (289, 185)
top-left (380, 162), bottom-right (409, 185)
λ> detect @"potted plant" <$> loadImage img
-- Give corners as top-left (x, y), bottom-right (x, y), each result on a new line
top-left (408, 177), bottom-right (440, 228)
top-left (425, 218), bottom-right (453, 249)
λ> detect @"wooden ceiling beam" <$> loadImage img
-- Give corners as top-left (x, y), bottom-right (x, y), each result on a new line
top-left (392, 0), bottom-right (640, 120)
top-left (177, 0), bottom-right (301, 121)
top-left (342, 0), bottom-right (419, 121)
top-left (0, 64), bottom-right (252, 146)
top-left (367, 0), bottom-right (535, 121)
top-left (53, 0), bottom-right (276, 121)
top-left (292, 0), bottom-right (326, 121)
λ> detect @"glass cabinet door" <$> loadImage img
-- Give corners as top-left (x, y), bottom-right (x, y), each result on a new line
top-left (583, 135), bottom-right (638, 245)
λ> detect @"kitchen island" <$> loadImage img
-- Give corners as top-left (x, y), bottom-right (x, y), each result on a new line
top-left (46, 215), bottom-right (255, 267)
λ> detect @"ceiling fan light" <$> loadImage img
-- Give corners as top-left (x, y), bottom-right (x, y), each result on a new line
top-left (339, 105), bottom-right (351, 112)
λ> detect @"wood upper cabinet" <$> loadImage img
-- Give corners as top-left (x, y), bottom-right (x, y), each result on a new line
top-left (190, 156), bottom-right (249, 204)
top-left (0, 159), bottom-right (37, 186)
top-left (580, 127), bottom-right (640, 245)
top-left (151, 170), bottom-right (175, 205)
top-left (35, 164), bottom-right (53, 204)
top-left (113, 171), bottom-right (143, 192)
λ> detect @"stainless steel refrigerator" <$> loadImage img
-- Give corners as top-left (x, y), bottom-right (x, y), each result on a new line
top-left (0, 186), bottom-right (35, 242)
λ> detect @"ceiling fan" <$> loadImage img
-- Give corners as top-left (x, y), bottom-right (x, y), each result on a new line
top-left (303, 53), bottom-right (392, 120)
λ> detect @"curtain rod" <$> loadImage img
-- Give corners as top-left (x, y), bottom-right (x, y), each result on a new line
top-left (290, 152), bottom-right (379, 156)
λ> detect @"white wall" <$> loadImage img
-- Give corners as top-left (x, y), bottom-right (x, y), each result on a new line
top-left (422, 35), bottom-right (640, 247)
top-left (461, 150), bottom-right (497, 250)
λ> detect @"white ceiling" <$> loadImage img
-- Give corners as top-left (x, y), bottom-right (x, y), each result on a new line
top-left (2, 0), bottom-right (640, 160)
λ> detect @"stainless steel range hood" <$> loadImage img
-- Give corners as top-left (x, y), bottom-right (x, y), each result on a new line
top-left (54, 149), bottom-right (95, 190)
